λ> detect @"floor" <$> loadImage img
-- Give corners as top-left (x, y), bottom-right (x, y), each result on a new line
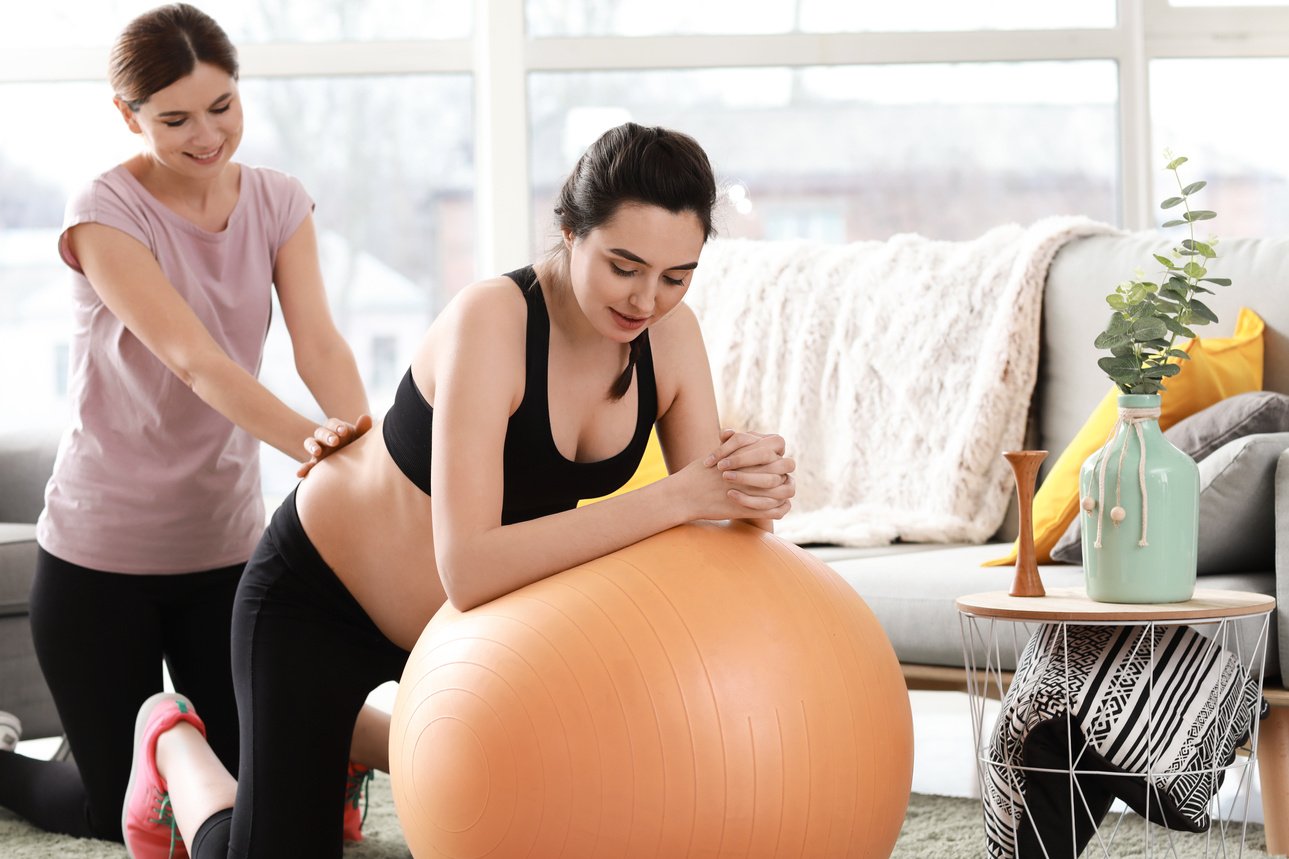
top-left (17, 685), bottom-right (1265, 825)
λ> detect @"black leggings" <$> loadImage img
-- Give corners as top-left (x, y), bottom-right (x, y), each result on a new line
top-left (0, 550), bottom-right (242, 840)
top-left (191, 490), bottom-right (409, 859)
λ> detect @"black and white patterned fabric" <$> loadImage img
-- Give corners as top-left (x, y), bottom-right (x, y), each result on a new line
top-left (983, 623), bottom-right (1261, 859)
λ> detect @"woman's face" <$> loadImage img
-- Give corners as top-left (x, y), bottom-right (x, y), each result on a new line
top-left (116, 61), bottom-right (243, 179)
top-left (564, 202), bottom-right (706, 344)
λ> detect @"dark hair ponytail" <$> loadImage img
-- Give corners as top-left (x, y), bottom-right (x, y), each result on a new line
top-left (110, 3), bottom-right (238, 109)
top-left (552, 122), bottom-right (717, 400)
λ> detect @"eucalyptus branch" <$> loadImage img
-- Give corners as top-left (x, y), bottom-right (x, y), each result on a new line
top-left (1093, 153), bottom-right (1231, 396)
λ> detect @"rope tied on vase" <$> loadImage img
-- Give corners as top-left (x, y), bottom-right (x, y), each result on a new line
top-left (1090, 405), bottom-right (1160, 549)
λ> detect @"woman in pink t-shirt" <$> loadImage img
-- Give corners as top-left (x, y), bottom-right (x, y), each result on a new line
top-left (0, 3), bottom-right (376, 844)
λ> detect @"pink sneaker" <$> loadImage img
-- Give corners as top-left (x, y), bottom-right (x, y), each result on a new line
top-left (343, 762), bottom-right (374, 842)
top-left (122, 693), bottom-right (206, 859)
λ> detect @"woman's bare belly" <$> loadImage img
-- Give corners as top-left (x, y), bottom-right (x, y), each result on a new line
top-left (294, 425), bottom-right (447, 652)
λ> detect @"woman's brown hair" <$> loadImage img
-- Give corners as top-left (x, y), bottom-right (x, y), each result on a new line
top-left (109, 3), bottom-right (238, 109)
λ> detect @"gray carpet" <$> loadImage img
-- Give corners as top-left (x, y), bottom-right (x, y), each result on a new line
top-left (0, 780), bottom-right (1279, 857)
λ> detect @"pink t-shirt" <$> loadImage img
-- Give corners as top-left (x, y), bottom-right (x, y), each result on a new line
top-left (37, 164), bottom-right (313, 574)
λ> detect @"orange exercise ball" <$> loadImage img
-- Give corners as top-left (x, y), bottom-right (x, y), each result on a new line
top-left (390, 522), bottom-right (913, 859)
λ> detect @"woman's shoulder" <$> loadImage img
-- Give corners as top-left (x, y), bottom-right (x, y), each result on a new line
top-left (238, 163), bottom-right (302, 189)
top-left (65, 164), bottom-right (138, 210)
top-left (237, 164), bottom-right (311, 205)
top-left (449, 275), bottom-right (529, 319)
top-left (428, 275), bottom-right (529, 350)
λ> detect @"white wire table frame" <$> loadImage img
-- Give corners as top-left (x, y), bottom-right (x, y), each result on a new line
top-left (956, 587), bottom-right (1276, 859)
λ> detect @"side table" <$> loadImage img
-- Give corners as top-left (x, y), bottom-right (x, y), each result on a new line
top-left (956, 587), bottom-right (1275, 858)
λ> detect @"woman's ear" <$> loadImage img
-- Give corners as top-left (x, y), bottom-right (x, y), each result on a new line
top-left (113, 97), bottom-right (142, 134)
top-left (561, 227), bottom-right (575, 254)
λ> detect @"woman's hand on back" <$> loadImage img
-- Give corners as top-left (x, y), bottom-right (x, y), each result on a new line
top-left (297, 414), bottom-right (373, 477)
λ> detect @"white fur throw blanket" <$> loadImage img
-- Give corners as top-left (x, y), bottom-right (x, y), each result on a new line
top-left (685, 217), bottom-right (1118, 546)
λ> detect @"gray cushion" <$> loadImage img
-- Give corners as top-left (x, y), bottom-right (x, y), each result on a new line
top-left (1194, 432), bottom-right (1289, 573)
top-left (1165, 391), bottom-right (1289, 461)
top-left (0, 523), bottom-right (38, 617)
top-left (1052, 433), bottom-right (1289, 572)
top-left (0, 428), bottom-right (59, 524)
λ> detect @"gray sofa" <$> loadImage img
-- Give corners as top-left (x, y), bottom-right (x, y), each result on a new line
top-left (0, 429), bottom-right (61, 741)
top-left (811, 231), bottom-right (1288, 850)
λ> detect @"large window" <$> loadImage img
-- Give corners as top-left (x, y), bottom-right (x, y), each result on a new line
top-left (1149, 58), bottom-right (1289, 236)
top-left (0, 0), bottom-right (471, 47)
top-left (530, 62), bottom-right (1118, 248)
top-left (6, 0), bottom-right (1289, 498)
top-left (526, 0), bottom-right (1116, 36)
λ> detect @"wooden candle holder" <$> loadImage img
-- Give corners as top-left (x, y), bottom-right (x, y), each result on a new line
top-left (1004, 450), bottom-right (1048, 598)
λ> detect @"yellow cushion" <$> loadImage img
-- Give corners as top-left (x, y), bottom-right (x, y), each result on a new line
top-left (578, 429), bottom-right (668, 506)
top-left (985, 307), bottom-right (1265, 567)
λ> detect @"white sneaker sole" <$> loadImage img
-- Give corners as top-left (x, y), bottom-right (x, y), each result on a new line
top-left (0, 710), bottom-right (21, 753)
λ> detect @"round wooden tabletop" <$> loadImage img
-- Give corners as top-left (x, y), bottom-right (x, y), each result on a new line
top-left (955, 586), bottom-right (1275, 622)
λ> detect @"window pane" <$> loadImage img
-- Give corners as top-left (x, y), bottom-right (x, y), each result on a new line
top-left (0, 82), bottom-right (132, 437)
top-left (0, 75), bottom-right (473, 505)
top-left (530, 63), bottom-right (1119, 250)
top-left (1150, 59), bottom-right (1289, 236)
top-left (527, 0), bottom-right (1114, 37)
top-left (240, 75), bottom-right (473, 499)
top-left (1, 0), bottom-right (472, 48)
top-left (1169, 1), bottom-right (1289, 6)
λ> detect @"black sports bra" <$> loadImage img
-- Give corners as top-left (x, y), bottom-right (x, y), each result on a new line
top-left (381, 265), bottom-right (658, 524)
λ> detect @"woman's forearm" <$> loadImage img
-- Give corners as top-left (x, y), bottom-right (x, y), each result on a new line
top-left (186, 350), bottom-right (319, 462)
top-left (295, 337), bottom-right (370, 424)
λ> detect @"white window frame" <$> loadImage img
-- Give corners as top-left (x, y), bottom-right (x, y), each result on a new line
top-left (3, 0), bottom-right (1287, 276)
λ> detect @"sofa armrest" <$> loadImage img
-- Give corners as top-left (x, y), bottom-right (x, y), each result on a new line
top-left (0, 429), bottom-right (60, 525)
top-left (1277, 448), bottom-right (1289, 692)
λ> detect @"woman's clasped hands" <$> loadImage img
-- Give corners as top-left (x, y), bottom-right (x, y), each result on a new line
top-left (687, 428), bottom-right (795, 522)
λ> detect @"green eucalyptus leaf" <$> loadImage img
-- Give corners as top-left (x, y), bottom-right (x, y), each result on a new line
top-left (1182, 239), bottom-right (1216, 258)
top-left (1182, 261), bottom-right (1207, 278)
top-left (1166, 349), bottom-right (1190, 360)
top-left (1152, 253), bottom-right (1176, 268)
top-left (1162, 219), bottom-right (1187, 228)
top-left (1094, 330), bottom-right (1129, 349)
top-left (1161, 317), bottom-right (1197, 339)
top-left (1161, 197), bottom-right (1185, 209)
top-left (1167, 156), bottom-right (1189, 170)
top-left (1181, 180), bottom-right (1207, 195)
top-left (1184, 210), bottom-right (1218, 222)
top-left (1160, 363), bottom-right (1182, 377)
top-left (1142, 365), bottom-right (1170, 379)
top-left (1201, 277), bottom-right (1232, 286)
top-left (1107, 294), bottom-right (1127, 310)
top-left (1107, 314), bottom-right (1131, 334)
top-left (1190, 298), bottom-right (1220, 323)
top-left (1099, 355), bottom-right (1137, 373)
top-left (1131, 318), bottom-right (1168, 341)
top-left (1111, 343), bottom-right (1135, 357)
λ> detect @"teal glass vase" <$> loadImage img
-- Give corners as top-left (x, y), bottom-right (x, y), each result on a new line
top-left (1078, 394), bottom-right (1199, 603)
